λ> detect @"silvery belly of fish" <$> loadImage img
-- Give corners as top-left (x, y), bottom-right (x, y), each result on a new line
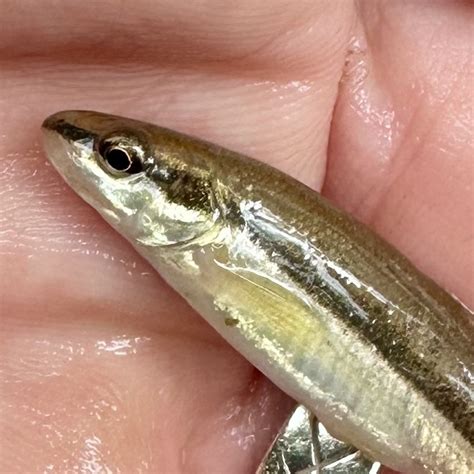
top-left (41, 111), bottom-right (474, 474)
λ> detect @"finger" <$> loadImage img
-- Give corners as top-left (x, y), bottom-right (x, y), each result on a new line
top-left (0, 139), bottom-right (295, 473)
top-left (0, 1), bottom-right (355, 472)
top-left (0, 0), bottom-right (355, 190)
top-left (325, 0), bottom-right (474, 306)
top-left (1, 0), bottom-right (352, 71)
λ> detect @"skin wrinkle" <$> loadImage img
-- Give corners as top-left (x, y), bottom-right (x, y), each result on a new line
top-left (0, 67), bottom-right (326, 190)
top-left (0, 1), bottom-right (472, 473)
top-left (327, 29), bottom-right (404, 196)
top-left (183, 371), bottom-right (283, 472)
top-left (1, 263), bottom-right (213, 342)
top-left (333, 60), bottom-right (465, 226)
top-left (0, 0), bottom-right (349, 73)
top-left (1, 322), bottom-right (266, 470)
top-left (324, 3), bottom-right (473, 308)
top-left (365, 118), bottom-right (440, 227)
top-left (351, 98), bottom-right (430, 225)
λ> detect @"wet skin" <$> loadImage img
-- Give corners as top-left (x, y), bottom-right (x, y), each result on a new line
top-left (0, 1), bottom-right (473, 473)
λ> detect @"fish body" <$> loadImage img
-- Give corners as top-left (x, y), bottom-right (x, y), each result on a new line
top-left (42, 111), bottom-right (474, 473)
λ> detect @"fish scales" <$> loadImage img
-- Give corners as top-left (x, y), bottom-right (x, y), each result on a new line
top-left (42, 111), bottom-right (474, 473)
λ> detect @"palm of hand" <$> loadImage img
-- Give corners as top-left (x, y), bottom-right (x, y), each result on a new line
top-left (1, 1), bottom-right (472, 473)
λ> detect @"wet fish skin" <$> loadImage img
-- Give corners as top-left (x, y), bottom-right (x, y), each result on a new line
top-left (42, 111), bottom-right (474, 473)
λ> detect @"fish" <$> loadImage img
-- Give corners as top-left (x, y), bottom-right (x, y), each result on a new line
top-left (41, 110), bottom-right (474, 474)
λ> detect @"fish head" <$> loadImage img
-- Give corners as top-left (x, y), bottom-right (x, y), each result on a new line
top-left (42, 110), bottom-right (222, 248)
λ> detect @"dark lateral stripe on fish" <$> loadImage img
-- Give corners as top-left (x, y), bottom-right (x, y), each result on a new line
top-left (242, 214), bottom-right (474, 444)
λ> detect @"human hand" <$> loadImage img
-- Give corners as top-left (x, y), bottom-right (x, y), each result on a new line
top-left (1, 1), bottom-right (472, 472)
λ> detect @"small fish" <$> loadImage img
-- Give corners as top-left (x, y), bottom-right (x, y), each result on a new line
top-left (42, 111), bottom-right (474, 473)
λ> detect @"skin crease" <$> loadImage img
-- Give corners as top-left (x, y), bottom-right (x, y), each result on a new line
top-left (0, 0), bottom-right (472, 473)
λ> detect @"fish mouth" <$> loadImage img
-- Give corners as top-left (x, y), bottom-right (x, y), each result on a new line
top-left (42, 112), bottom-right (112, 215)
top-left (41, 111), bottom-right (99, 181)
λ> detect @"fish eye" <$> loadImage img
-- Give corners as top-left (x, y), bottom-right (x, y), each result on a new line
top-left (98, 137), bottom-right (144, 176)
top-left (104, 146), bottom-right (133, 172)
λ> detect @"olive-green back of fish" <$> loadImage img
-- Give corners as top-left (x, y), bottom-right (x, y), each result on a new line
top-left (42, 111), bottom-right (474, 473)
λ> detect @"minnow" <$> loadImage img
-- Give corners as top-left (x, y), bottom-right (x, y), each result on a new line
top-left (42, 111), bottom-right (474, 473)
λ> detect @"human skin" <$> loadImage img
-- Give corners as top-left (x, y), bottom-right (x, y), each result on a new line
top-left (0, 1), bottom-right (472, 473)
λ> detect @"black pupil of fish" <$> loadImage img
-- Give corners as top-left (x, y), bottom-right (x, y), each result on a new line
top-left (104, 147), bottom-right (132, 172)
